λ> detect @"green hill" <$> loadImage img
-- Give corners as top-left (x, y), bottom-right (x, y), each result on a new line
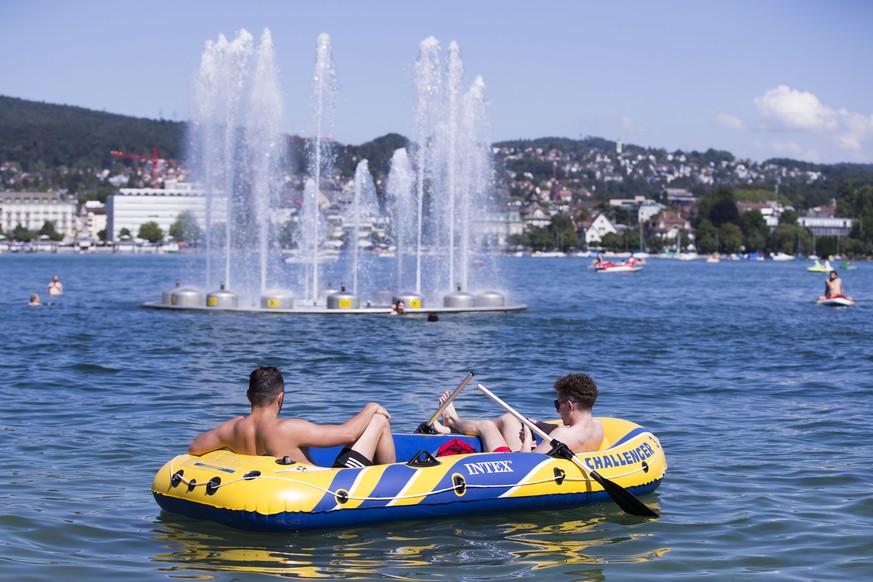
top-left (0, 95), bottom-right (185, 171)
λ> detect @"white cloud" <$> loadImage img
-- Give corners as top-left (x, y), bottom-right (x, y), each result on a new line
top-left (619, 116), bottom-right (647, 133)
top-left (722, 85), bottom-right (873, 161)
top-left (835, 108), bottom-right (873, 153)
top-left (717, 114), bottom-right (747, 130)
top-left (753, 85), bottom-right (838, 131)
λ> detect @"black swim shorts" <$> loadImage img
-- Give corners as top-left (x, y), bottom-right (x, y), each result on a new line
top-left (333, 447), bottom-right (374, 469)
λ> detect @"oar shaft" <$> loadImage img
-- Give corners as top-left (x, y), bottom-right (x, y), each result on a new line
top-left (477, 383), bottom-right (551, 441)
top-left (424, 372), bottom-right (474, 427)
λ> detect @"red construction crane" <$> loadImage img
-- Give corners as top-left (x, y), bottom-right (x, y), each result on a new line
top-left (110, 146), bottom-right (173, 188)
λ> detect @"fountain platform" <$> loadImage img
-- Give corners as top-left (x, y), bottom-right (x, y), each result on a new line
top-left (142, 301), bottom-right (526, 315)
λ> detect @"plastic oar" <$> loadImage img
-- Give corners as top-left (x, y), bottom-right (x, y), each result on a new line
top-left (414, 372), bottom-right (475, 434)
top-left (477, 383), bottom-right (659, 518)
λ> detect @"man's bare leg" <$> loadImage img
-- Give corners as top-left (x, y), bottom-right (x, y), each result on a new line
top-left (494, 413), bottom-right (532, 451)
top-left (351, 414), bottom-right (396, 464)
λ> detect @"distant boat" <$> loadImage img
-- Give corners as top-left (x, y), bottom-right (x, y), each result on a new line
top-left (706, 254), bottom-right (720, 263)
top-left (807, 260), bottom-right (829, 273)
top-left (771, 252), bottom-right (794, 261)
top-left (593, 258), bottom-right (643, 273)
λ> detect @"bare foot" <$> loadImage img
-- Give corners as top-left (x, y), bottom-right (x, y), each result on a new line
top-left (431, 419), bottom-right (451, 434)
top-left (439, 391), bottom-right (461, 431)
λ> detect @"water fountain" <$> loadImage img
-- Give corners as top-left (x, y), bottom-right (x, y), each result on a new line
top-left (150, 31), bottom-right (522, 315)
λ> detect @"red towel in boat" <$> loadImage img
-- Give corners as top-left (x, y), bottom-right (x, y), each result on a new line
top-left (436, 438), bottom-right (476, 457)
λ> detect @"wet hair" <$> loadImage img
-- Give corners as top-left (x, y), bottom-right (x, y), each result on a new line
top-left (554, 373), bottom-right (599, 410)
top-left (247, 366), bottom-right (285, 407)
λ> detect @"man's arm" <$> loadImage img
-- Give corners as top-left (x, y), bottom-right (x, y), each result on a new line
top-left (291, 403), bottom-right (390, 448)
top-left (188, 417), bottom-right (243, 455)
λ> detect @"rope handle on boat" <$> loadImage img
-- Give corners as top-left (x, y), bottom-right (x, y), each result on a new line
top-left (170, 466), bottom-right (585, 501)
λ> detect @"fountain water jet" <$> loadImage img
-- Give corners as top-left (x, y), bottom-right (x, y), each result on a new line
top-left (349, 160), bottom-right (380, 295)
top-left (412, 37), bottom-right (442, 295)
top-left (298, 32), bottom-right (338, 305)
top-left (386, 148), bottom-right (415, 291)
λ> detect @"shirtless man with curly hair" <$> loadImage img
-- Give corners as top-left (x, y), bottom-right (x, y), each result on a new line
top-left (436, 373), bottom-right (604, 454)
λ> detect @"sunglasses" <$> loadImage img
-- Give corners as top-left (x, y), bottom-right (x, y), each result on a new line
top-left (554, 399), bottom-right (572, 411)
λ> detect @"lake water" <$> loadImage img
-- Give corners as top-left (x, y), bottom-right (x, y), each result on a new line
top-left (1, 253), bottom-right (871, 581)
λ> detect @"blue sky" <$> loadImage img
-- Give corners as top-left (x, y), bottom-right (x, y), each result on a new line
top-left (2, 0), bottom-right (872, 164)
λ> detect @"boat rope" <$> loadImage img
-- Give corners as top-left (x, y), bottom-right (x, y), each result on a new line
top-left (168, 445), bottom-right (662, 503)
top-left (172, 470), bottom-right (583, 501)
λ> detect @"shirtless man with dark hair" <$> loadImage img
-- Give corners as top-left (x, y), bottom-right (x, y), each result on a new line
top-left (435, 373), bottom-right (605, 454)
top-left (189, 366), bottom-right (396, 468)
top-left (818, 270), bottom-right (854, 304)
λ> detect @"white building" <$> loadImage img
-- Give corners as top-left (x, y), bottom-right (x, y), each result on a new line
top-left (106, 185), bottom-right (210, 241)
top-left (798, 216), bottom-right (854, 237)
top-left (476, 209), bottom-right (524, 248)
top-left (582, 212), bottom-right (618, 246)
top-left (106, 185), bottom-right (298, 242)
top-left (0, 191), bottom-right (77, 240)
top-left (77, 200), bottom-right (107, 242)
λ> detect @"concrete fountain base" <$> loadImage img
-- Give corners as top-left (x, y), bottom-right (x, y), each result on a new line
top-left (142, 301), bottom-right (526, 315)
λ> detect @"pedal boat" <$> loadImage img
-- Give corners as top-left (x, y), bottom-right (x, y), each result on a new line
top-left (152, 417), bottom-right (666, 532)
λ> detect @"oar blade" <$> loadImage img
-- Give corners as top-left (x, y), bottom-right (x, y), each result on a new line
top-left (589, 470), bottom-right (659, 518)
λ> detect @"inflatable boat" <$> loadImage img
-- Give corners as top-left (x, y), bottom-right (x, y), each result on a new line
top-left (819, 295), bottom-right (855, 307)
top-left (152, 417), bottom-right (666, 532)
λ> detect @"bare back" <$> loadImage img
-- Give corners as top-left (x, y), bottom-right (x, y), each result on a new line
top-left (534, 415), bottom-right (604, 454)
top-left (189, 413), bottom-right (314, 463)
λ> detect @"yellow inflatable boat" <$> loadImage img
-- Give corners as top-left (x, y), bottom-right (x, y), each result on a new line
top-left (152, 417), bottom-right (666, 532)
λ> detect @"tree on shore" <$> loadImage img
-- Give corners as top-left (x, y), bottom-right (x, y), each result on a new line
top-left (138, 221), bottom-right (164, 243)
top-left (168, 211), bottom-right (202, 245)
